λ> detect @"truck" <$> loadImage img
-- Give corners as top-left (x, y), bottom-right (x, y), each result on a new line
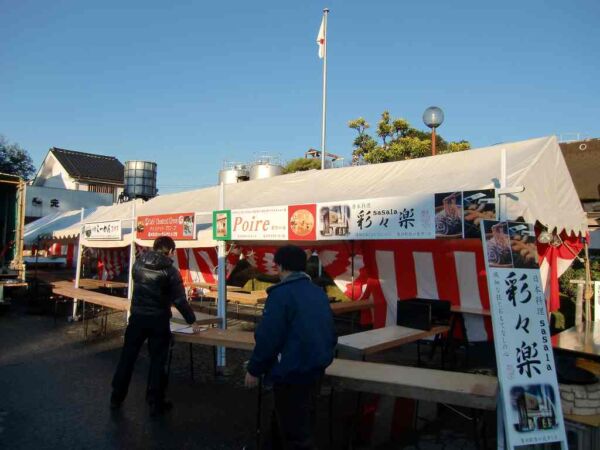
top-left (0, 172), bottom-right (26, 277)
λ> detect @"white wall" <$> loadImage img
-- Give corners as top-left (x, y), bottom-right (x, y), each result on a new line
top-left (591, 229), bottom-right (600, 250)
top-left (33, 153), bottom-right (76, 189)
top-left (25, 185), bottom-right (114, 219)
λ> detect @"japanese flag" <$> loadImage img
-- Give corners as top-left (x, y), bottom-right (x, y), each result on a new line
top-left (316, 17), bottom-right (325, 58)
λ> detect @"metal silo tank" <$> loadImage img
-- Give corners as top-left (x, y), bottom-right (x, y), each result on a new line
top-left (124, 160), bottom-right (157, 200)
top-left (219, 163), bottom-right (249, 184)
top-left (249, 154), bottom-right (283, 180)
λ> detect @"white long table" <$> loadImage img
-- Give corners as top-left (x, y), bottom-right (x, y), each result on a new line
top-left (336, 325), bottom-right (449, 357)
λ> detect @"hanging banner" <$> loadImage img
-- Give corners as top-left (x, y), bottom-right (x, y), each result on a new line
top-left (213, 210), bottom-right (231, 241)
top-left (481, 220), bottom-right (567, 449)
top-left (83, 220), bottom-right (122, 240)
top-left (595, 281), bottom-right (600, 322)
top-left (435, 189), bottom-right (497, 239)
top-left (136, 213), bottom-right (195, 240)
top-left (216, 190), bottom-right (496, 242)
top-left (230, 205), bottom-right (288, 241)
top-left (317, 195), bottom-right (435, 240)
top-left (462, 189), bottom-right (497, 238)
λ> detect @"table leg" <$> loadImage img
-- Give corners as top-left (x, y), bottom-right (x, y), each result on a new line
top-left (0, 284), bottom-right (4, 303)
top-left (83, 301), bottom-right (87, 340)
top-left (256, 377), bottom-right (263, 450)
top-left (458, 314), bottom-right (469, 367)
top-left (328, 386), bottom-right (335, 448)
top-left (445, 313), bottom-right (459, 364)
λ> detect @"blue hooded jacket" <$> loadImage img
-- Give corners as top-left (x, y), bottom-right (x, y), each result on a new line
top-left (247, 272), bottom-right (337, 384)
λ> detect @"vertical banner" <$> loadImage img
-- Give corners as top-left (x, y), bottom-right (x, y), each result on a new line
top-left (481, 220), bottom-right (567, 448)
top-left (213, 210), bottom-right (231, 241)
top-left (595, 281), bottom-right (600, 322)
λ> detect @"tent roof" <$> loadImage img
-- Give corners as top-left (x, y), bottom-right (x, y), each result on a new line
top-left (24, 210), bottom-right (84, 246)
top-left (50, 136), bottom-right (587, 247)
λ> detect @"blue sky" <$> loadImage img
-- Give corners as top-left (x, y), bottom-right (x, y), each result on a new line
top-left (1, 0), bottom-right (599, 192)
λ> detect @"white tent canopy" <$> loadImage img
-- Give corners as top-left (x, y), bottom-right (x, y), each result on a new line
top-left (49, 136), bottom-right (587, 248)
top-left (51, 199), bottom-right (143, 248)
top-left (24, 209), bottom-right (86, 246)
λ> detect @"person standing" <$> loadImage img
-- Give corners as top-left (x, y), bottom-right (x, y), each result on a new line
top-left (111, 236), bottom-right (198, 416)
top-left (245, 245), bottom-right (337, 449)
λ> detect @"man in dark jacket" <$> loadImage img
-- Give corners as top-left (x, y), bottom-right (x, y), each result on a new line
top-left (111, 236), bottom-right (197, 415)
top-left (245, 245), bottom-right (337, 449)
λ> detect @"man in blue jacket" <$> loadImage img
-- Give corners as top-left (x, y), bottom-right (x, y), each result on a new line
top-left (245, 245), bottom-right (337, 449)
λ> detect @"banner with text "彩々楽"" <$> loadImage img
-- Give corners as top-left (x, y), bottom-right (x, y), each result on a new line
top-left (481, 220), bottom-right (566, 449)
top-left (217, 190), bottom-right (497, 242)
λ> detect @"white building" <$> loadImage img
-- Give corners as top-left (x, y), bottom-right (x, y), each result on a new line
top-left (26, 147), bottom-right (125, 222)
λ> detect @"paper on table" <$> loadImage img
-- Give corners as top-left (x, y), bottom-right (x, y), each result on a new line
top-left (169, 322), bottom-right (207, 334)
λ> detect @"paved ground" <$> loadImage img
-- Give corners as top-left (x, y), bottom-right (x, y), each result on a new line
top-left (0, 296), bottom-right (498, 449)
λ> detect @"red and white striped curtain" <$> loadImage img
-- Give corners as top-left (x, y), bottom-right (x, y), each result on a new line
top-left (240, 241), bottom-right (493, 341)
top-left (47, 242), bottom-right (77, 268)
top-left (134, 245), bottom-right (240, 288)
top-left (96, 248), bottom-right (130, 280)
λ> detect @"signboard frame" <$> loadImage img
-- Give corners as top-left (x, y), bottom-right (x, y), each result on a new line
top-left (82, 220), bottom-right (122, 241)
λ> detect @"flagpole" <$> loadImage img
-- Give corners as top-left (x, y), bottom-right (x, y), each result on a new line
top-left (320, 8), bottom-right (329, 170)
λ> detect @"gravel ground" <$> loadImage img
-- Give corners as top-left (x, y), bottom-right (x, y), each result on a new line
top-left (0, 295), bottom-right (499, 449)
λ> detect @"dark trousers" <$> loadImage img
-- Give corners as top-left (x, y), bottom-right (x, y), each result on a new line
top-left (111, 314), bottom-right (171, 404)
top-left (269, 381), bottom-right (320, 450)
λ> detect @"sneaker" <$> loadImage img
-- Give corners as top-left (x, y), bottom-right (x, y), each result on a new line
top-left (149, 400), bottom-right (173, 417)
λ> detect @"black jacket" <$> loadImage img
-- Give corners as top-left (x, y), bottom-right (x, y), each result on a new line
top-left (130, 251), bottom-right (196, 324)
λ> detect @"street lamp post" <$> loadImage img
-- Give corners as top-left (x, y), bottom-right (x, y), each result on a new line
top-left (423, 106), bottom-right (444, 156)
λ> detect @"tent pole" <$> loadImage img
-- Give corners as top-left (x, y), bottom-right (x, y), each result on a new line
top-left (216, 182), bottom-right (227, 371)
top-left (499, 149), bottom-right (507, 220)
top-left (72, 208), bottom-right (85, 320)
top-left (351, 240), bottom-right (355, 301)
top-left (127, 201), bottom-right (136, 321)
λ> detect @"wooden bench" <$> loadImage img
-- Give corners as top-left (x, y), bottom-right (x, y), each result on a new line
top-left (326, 358), bottom-right (497, 410)
top-left (172, 327), bottom-right (255, 350)
top-left (326, 358), bottom-right (497, 447)
top-left (52, 281), bottom-right (131, 311)
top-left (171, 327), bottom-right (255, 380)
top-left (78, 278), bottom-right (129, 291)
top-left (336, 325), bottom-right (449, 359)
top-left (199, 290), bottom-right (268, 306)
top-left (330, 299), bottom-right (374, 316)
top-left (188, 282), bottom-right (246, 292)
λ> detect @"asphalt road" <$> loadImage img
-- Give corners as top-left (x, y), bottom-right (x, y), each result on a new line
top-left (0, 298), bottom-right (496, 449)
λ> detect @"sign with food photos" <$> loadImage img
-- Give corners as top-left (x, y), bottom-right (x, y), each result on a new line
top-left (83, 220), bottom-right (122, 240)
top-left (217, 189), bottom-right (495, 242)
top-left (136, 213), bottom-right (196, 240)
top-left (435, 189), bottom-right (497, 239)
top-left (316, 195), bottom-right (435, 240)
top-left (481, 220), bottom-right (567, 449)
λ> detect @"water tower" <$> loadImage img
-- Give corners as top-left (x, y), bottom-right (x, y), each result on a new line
top-left (123, 160), bottom-right (157, 201)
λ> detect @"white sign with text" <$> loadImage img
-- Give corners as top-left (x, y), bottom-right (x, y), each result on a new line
top-left (481, 220), bottom-right (566, 449)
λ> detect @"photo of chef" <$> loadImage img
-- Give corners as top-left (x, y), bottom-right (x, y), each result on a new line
top-left (508, 222), bottom-right (540, 269)
top-left (435, 192), bottom-right (463, 238)
top-left (463, 189), bottom-right (497, 238)
top-left (483, 221), bottom-right (513, 268)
